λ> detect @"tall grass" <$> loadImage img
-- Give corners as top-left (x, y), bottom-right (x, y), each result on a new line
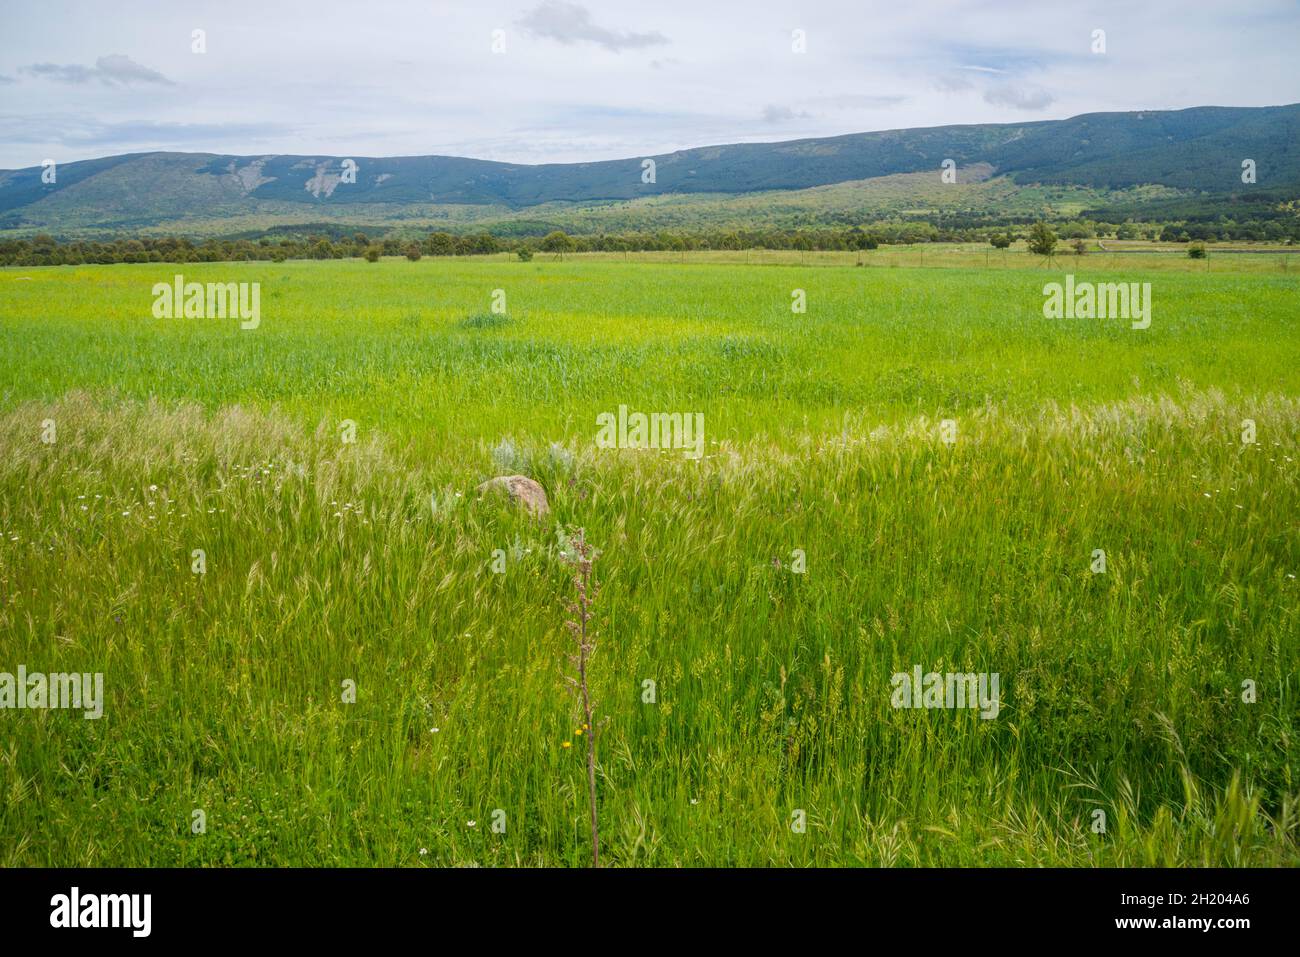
top-left (0, 385), bottom-right (1294, 866)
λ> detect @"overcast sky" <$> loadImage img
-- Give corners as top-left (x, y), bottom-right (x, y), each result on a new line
top-left (1, 0), bottom-right (1297, 169)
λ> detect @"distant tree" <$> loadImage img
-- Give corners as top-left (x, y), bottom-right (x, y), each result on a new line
top-left (517, 249), bottom-right (534, 261)
top-left (1188, 243), bottom-right (1207, 259)
top-left (990, 233), bottom-right (1012, 249)
top-left (541, 230), bottom-right (575, 260)
top-left (847, 227), bottom-right (879, 251)
top-left (364, 245), bottom-right (381, 262)
top-left (404, 243), bottom-right (422, 261)
top-left (426, 232), bottom-right (456, 256)
top-left (1026, 221), bottom-right (1057, 259)
top-left (1071, 239), bottom-right (1087, 255)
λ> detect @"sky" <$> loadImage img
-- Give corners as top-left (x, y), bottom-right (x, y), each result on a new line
top-left (1, 0), bottom-right (1298, 170)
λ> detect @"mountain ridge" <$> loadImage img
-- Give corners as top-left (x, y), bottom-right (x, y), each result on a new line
top-left (2, 103), bottom-right (1296, 235)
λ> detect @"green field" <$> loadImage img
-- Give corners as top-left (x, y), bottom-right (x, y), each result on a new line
top-left (1, 251), bottom-right (1297, 866)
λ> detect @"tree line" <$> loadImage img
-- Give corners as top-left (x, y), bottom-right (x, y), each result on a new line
top-left (1, 217), bottom-right (1294, 267)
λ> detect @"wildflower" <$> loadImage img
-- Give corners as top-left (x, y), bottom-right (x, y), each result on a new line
top-left (562, 741), bottom-right (571, 748)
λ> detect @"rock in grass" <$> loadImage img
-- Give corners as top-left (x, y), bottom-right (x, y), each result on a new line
top-left (475, 475), bottom-right (550, 517)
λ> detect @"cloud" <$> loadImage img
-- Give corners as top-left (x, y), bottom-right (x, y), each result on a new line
top-left (20, 54), bottom-right (172, 86)
top-left (934, 74), bottom-right (975, 92)
top-left (22, 62), bottom-right (96, 83)
top-left (0, 74), bottom-right (16, 85)
top-left (517, 1), bottom-right (668, 52)
top-left (759, 96), bottom-right (903, 125)
top-left (983, 83), bottom-right (1054, 110)
top-left (809, 94), bottom-right (907, 110)
top-left (761, 105), bottom-right (812, 123)
top-left (938, 45), bottom-right (1046, 75)
top-left (95, 54), bottom-right (173, 85)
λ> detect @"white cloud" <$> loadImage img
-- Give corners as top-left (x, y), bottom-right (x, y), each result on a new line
top-left (762, 105), bottom-right (812, 123)
top-left (934, 74), bottom-right (975, 93)
top-left (20, 54), bottom-right (172, 86)
top-left (517, 1), bottom-right (669, 52)
top-left (983, 83), bottom-right (1055, 111)
top-left (809, 94), bottom-right (908, 110)
top-left (95, 54), bottom-right (173, 85)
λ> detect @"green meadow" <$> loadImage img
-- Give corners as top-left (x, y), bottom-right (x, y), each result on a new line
top-left (0, 251), bottom-right (1297, 865)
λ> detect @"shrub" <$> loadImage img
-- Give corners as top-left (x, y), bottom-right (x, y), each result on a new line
top-left (1026, 222), bottom-right (1057, 258)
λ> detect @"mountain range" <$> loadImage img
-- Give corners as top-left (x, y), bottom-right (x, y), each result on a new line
top-left (2, 103), bottom-right (1296, 236)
